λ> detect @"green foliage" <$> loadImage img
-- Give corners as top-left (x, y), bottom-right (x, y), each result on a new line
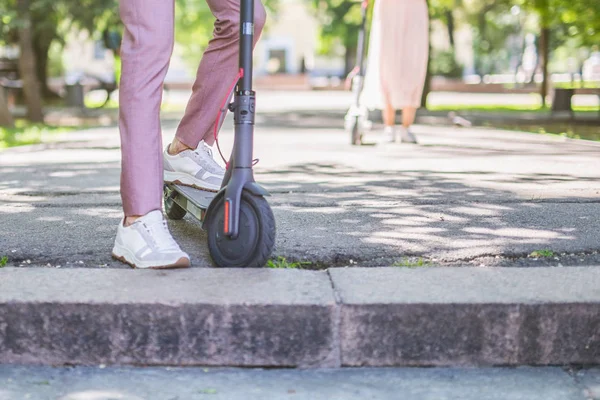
top-left (529, 249), bottom-right (555, 258)
top-left (430, 50), bottom-right (463, 77)
top-left (266, 256), bottom-right (311, 269)
top-left (310, 0), bottom-right (369, 56)
top-left (0, 121), bottom-right (74, 148)
top-left (393, 258), bottom-right (431, 268)
top-left (0, 0), bottom-right (119, 45)
top-left (173, 0), bottom-right (215, 67)
top-left (0, 256), bottom-right (7, 267)
top-left (173, 0), bottom-right (279, 70)
top-left (426, 0), bottom-right (600, 75)
top-left (47, 41), bottom-right (65, 77)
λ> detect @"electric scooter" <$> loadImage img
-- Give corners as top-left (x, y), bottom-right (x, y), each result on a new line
top-left (163, 0), bottom-right (276, 268)
top-left (344, 0), bottom-right (372, 145)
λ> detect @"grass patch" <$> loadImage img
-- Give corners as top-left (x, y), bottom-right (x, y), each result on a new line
top-left (0, 256), bottom-right (7, 267)
top-left (554, 82), bottom-right (600, 89)
top-left (0, 120), bottom-right (75, 149)
top-left (266, 256), bottom-right (312, 269)
top-left (529, 250), bottom-right (555, 258)
top-left (84, 97), bottom-right (185, 113)
top-left (84, 97), bottom-right (119, 109)
top-left (393, 257), bottom-right (430, 268)
top-left (428, 104), bottom-right (599, 114)
top-left (429, 104), bottom-right (600, 141)
top-left (489, 122), bottom-right (600, 142)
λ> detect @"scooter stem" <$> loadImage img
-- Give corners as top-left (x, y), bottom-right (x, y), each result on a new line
top-left (222, 0), bottom-right (257, 238)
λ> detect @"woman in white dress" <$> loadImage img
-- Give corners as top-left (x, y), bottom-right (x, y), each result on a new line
top-left (361, 0), bottom-right (429, 143)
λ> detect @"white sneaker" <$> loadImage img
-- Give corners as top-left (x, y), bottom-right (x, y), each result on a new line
top-left (399, 126), bottom-right (418, 144)
top-left (164, 141), bottom-right (225, 192)
top-left (112, 210), bottom-right (191, 269)
top-left (382, 126), bottom-right (396, 143)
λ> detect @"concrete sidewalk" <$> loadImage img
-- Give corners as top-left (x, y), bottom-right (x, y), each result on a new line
top-left (1, 365), bottom-right (599, 400)
top-left (1, 113), bottom-right (599, 268)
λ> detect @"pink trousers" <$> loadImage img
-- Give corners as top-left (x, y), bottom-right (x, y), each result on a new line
top-left (119, 0), bottom-right (266, 217)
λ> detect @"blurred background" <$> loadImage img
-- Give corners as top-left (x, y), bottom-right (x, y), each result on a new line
top-left (0, 0), bottom-right (599, 148)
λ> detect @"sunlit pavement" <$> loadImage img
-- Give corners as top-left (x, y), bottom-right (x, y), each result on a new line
top-left (1, 112), bottom-right (600, 268)
top-left (1, 365), bottom-right (599, 400)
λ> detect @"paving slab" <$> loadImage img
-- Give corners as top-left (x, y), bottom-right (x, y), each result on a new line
top-left (0, 366), bottom-right (589, 400)
top-left (330, 267), bottom-right (600, 367)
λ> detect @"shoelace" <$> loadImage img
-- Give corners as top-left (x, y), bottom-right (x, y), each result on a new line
top-left (193, 143), bottom-right (225, 173)
top-left (142, 219), bottom-right (180, 252)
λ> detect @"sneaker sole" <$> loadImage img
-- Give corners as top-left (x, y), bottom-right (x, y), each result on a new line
top-left (164, 171), bottom-right (220, 192)
top-left (112, 246), bottom-right (191, 270)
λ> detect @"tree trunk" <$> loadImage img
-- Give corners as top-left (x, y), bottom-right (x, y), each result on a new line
top-left (421, 7), bottom-right (433, 109)
top-left (34, 30), bottom-right (59, 99)
top-left (421, 46), bottom-right (432, 109)
top-left (32, 10), bottom-right (60, 99)
top-left (17, 0), bottom-right (44, 122)
top-left (344, 45), bottom-right (357, 76)
top-left (539, 27), bottom-right (550, 108)
top-left (0, 89), bottom-right (15, 128)
top-left (445, 10), bottom-right (455, 48)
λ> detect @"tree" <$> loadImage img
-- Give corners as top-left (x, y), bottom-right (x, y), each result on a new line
top-left (310, 0), bottom-right (369, 75)
top-left (1, 0), bottom-right (119, 100)
top-left (17, 0), bottom-right (44, 122)
top-left (174, 0), bottom-right (280, 68)
top-left (0, 89), bottom-right (14, 127)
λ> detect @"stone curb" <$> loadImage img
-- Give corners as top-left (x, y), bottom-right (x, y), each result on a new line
top-left (0, 267), bottom-right (598, 367)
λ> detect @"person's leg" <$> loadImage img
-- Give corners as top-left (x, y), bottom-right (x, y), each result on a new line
top-left (399, 106), bottom-right (418, 143)
top-left (114, 0), bottom-right (189, 269)
top-left (383, 101), bottom-right (396, 127)
top-left (402, 106), bottom-right (417, 128)
top-left (381, 90), bottom-right (396, 142)
top-left (169, 0), bottom-right (267, 154)
top-left (119, 0), bottom-right (174, 219)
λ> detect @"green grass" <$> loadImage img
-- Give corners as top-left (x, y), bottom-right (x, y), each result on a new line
top-left (426, 103), bottom-right (600, 142)
top-left (83, 97), bottom-right (185, 113)
top-left (0, 120), bottom-right (75, 149)
top-left (0, 256), bottom-right (7, 267)
top-left (529, 250), bottom-right (555, 258)
top-left (266, 256), bottom-right (312, 269)
top-left (393, 257), bottom-right (430, 268)
top-left (83, 98), bottom-right (119, 109)
top-left (554, 82), bottom-right (600, 89)
top-left (490, 122), bottom-right (600, 142)
top-left (428, 104), bottom-right (599, 114)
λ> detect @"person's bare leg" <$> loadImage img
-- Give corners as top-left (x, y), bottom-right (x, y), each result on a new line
top-left (399, 106), bottom-right (418, 143)
top-left (402, 106), bottom-right (417, 127)
top-left (381, 91), bottom-right (396, 142)
top-left (167, 137), bottom-right (191, 155)
top-left (383, 101), bottom-right (396, 127)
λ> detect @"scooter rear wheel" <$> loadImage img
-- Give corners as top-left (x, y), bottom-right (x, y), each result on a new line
top-left (205, 190), bottom-right (275, 268)
top-left (164, 187), bottom-right (187, 220)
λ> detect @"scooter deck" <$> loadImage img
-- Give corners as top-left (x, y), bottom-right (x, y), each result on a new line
top-left (165, 183), bottom-right (217, 222)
